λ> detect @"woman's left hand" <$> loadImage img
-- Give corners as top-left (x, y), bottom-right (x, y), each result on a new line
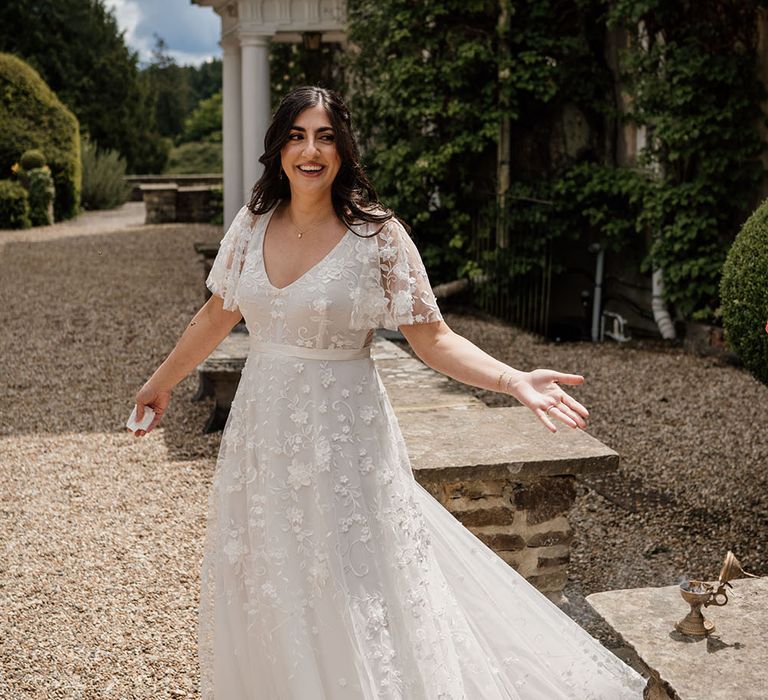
top-left (508, 369), bottom-right (589, 433)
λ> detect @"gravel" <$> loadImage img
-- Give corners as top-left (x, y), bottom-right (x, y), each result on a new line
top-left (435, 305), bottom-right (768, 646)
top-left (1, 209), bottom-right (766, 696)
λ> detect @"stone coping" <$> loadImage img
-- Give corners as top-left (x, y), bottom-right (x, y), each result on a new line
top-left (586, 576), bottom-right (768, 700)
top-left (371, 336), bottom-right (618, 479)
top-left (197, 333), bottom-right (619, 478)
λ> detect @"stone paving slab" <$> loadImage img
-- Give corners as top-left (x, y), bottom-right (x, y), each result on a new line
top-left (586, 576), bottom-right (768, 700)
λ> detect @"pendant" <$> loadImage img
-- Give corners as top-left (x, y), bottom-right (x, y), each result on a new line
top-left (298, 232), bottom-right (303, 238)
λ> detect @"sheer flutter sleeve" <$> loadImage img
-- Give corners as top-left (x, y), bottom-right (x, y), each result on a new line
top-left (205, 205), bottom-right (256, 312)
top-left (351, 216), bottom-right (443, 332)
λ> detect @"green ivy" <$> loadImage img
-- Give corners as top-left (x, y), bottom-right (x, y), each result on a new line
top-left (608, 0), bottom-right (767, 320)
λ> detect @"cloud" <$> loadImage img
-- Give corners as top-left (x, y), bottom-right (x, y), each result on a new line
top-left (105, 0), bottom-right (220, 66)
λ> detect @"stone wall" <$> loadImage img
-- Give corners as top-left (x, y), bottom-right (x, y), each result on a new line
top-left (419, 474), bottom-right (576, 600)
top-left (141, 184), bottom-right (220, 224)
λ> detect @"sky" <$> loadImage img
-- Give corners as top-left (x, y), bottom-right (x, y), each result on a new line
top-left (104, 0), bottom-right (221, 66)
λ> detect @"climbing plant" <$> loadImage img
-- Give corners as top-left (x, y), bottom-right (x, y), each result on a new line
top-left (345, 2), bottom-right (768, 322)
top-left (606, 1), bottom-right (767, 321)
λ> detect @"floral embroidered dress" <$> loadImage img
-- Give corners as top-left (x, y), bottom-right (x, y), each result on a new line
top-left (198, 203), bottom-right (647, 700)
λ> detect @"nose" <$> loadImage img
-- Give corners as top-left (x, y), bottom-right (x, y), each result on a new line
top-left (302, 138), bottom-right (320, 158)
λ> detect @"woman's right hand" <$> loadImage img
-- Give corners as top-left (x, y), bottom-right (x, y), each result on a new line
top-left (132, 382), bottom-right (172, 437)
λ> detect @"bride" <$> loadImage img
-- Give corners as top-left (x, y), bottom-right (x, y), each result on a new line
top-left (131, 85), bottom-right (648, 699)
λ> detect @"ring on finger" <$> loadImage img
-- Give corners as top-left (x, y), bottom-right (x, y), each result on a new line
top-left (546, 404), bottom-right (559, 416)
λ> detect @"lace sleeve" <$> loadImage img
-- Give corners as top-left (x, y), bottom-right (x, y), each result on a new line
top-left (206, 206), bottom-right (256, 312)
top-left (375, 217), bottom-right (443, 331)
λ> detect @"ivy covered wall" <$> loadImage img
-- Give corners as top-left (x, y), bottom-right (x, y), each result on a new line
top-left (270, 1), bottom-right (768, 334)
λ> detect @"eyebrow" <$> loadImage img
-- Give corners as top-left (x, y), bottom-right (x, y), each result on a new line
top-left (289, 125), bottom-right (334, 133)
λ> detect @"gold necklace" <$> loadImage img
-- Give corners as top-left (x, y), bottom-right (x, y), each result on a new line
top-left (285, 206), bottom-right (336, 239)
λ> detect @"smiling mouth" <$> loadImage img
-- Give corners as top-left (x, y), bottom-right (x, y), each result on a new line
top-left (298, 164), bottom-right (324, 173)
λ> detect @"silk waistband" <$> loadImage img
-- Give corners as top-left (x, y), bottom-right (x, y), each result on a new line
top-left (249, 339), bottom-right (372, 361)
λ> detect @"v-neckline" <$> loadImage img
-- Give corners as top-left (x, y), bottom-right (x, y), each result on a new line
top-left (260, 202), bottom-right (350, 292)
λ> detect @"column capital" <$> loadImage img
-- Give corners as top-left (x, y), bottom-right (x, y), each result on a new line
top-left (238, 31), bottom-right (272, 47)
top-left (220, 32), bottom-right (240, 52)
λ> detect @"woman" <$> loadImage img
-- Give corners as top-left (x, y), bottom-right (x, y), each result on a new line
top-left (133, 86), bottom-right (647, 699)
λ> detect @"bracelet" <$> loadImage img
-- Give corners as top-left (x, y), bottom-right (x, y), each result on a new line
top-left (497, 369), bottom-right (515, 395)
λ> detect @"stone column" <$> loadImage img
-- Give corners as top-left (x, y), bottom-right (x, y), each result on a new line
top-left (221, 35), bottom-right (243, 229)
top-left (239, 33), bottom-right (272, 205)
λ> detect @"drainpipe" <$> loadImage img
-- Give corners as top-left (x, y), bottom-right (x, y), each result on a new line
top-left (652, 267), bottom-right (676, 340)
top-left (589, 243), bottom-right (604, 342)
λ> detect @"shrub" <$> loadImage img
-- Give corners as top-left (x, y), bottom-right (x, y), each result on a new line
top-left (20, 148), bottom-right (46, 170)
top-left (27, 166), bottom-right (55, 225)
top-left (0, 179), bottom-right (31, 229)
top-left (164, 140), bottom-right (221, 175)
top-left (80, 135), bottom-right (130, 210)
top-left (721, 200), bottom-right (768, 386)
top-left (0, 53), bottom-right (81, 220)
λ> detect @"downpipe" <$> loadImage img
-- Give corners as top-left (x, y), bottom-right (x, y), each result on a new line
top-left (652, 266), bottom-right (676, 340)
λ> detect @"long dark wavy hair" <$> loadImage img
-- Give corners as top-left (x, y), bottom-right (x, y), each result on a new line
top-left (247, 86), bottom-right (405, 237)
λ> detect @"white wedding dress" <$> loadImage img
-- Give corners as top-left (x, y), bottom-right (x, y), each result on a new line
top-left (198, 203), bottom-right (648, 699)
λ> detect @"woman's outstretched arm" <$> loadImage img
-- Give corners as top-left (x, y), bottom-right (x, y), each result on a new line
top-left (399, 320), bottom-right (589, 434)
top-left (131, 294), bottom-right (242, 437)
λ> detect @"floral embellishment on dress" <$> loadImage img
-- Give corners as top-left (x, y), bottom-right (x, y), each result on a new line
top-left (314, 436), bottom-right (332, 471)
top-left (290, 406), bottom-right (308, 424)
top-left (287, 457), bottom-right (314, 490)
top-left (324, 257), bottom-right (346, 279)
top-left (223, 528), bottom-right (247, 565)
top-left (312, 297), bottom-right (331, 312)
top-left (320, 365), bottom-right (336, 388)
top-left (359, 405), bottom-right (378, 424)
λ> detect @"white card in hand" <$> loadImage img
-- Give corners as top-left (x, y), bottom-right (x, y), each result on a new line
top-left (126, 405), bottom-right (155, 433)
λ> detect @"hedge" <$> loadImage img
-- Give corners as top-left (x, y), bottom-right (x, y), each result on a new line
top-left (0, 52), bottom-right (80, 220)
top-left (0, 179), bottom-right (31, 229)
top-left (721, 200), bottom-right (768, 386)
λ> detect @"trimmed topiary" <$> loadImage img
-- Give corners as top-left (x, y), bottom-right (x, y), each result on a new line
top-left (27, 166), bottom-right (55, 226)
top-left (721, 199), bottom-right (768, 386)
top-left (20, 148), bottom-right (46, 171)
top-left (0, 179), bottom-right (31, 229)
top-left (0, 53), bottom-right (80, 220)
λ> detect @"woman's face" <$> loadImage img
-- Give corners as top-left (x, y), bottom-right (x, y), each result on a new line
top-left (280, 104), bottom-right (341, 197)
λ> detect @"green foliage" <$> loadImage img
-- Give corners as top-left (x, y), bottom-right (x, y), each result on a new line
top-left (608, 0), bottom-right (768, 320)
top-left (345, 0), bottom-right (768, 322)
top-left (164, 141), bottom-right (222, 175)
top-left (80, 135), bottom-right (130, 210)
top-left (0, 179), bottom-right (30, 229)
top-left (720, 199), bottom-right (768, 385)
top-left (346, 0), bottom-right (499, 279)
top-left (26, 166), bottom-right (55, 225)
top-left (0, 0), bottom-right (167, 173)
top-left (20, 148), bottom-right (45, 170)
top-left (345, 0), bottom-right (617, 281)
top-left (180, 91), bottom-right (222, 144)
top-left (144, 38), bottom-right (222, 143)
top-left (269, 42), bottom-right (347, 108)
top-left (0, 52), bottom-right (80, 220)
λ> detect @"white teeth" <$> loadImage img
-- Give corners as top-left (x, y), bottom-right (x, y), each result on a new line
top-left (299, 165), bottom-right (323, 172)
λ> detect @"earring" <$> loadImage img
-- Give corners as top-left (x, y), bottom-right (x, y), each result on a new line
top-left (279, 169), bottom-right (284, 180)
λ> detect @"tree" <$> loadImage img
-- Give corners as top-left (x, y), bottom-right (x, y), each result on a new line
top-left (0, 0), bottom-right (167, 173)
top-left (144, 35), bottom-right (194, 140)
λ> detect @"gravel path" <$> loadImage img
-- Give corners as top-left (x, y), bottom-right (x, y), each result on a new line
top-left (1, 213), bottom-right (766, 696)
top-left (1, 216), bottom-right (224, 699)
top-left (436, 307), bottom-right (768, 646)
